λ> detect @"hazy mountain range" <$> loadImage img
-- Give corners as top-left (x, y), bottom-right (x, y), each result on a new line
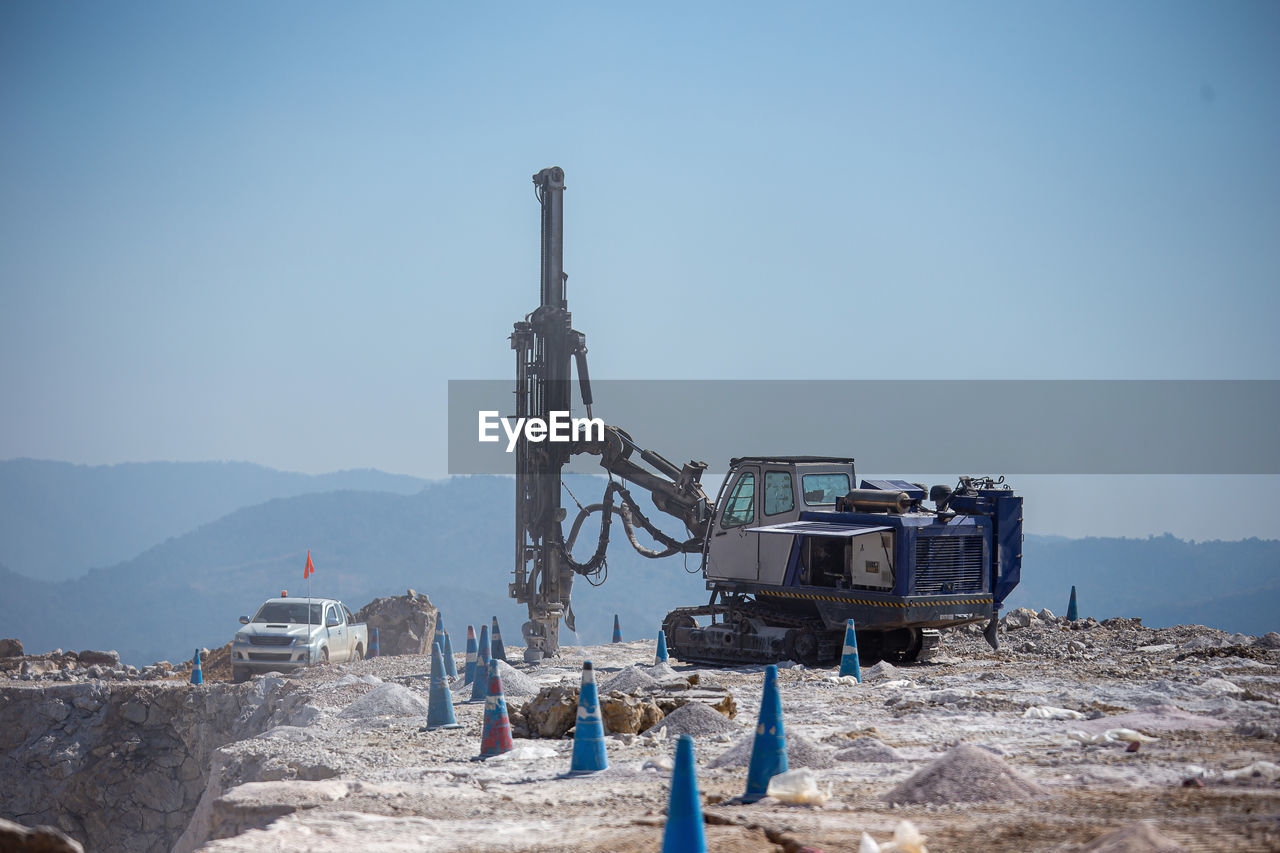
top-left (0, 460), bottom-right (1275, 666)
top-left (0, 459), bottom-right (427, 581)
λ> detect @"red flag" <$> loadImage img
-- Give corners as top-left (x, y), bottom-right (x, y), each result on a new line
top-left (303, 550), bottom-right (315, 579)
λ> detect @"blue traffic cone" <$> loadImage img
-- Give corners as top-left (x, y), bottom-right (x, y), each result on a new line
top-left (612, 614), bottom-right (622, 643)
top-left (570, 661), bottom-right (608, 773)
top-left (662, 734), bottom-right (707, 853)
top-left (468, 625), bottom-right (491, 703)
top-left (479, 657), bottom-right (514, 758)
top-left (190, 648), bottom-right (203, 685)
top-left (839, 619), bottom-right (861, 681)
top-left (655, 628), bottom-right (670, 665)
top-left (743, 664), bottom-right (788, 802)
top-left (370, 627), bottom-right (380, 657)
top-left (441, 621), bottom-right (458, 679)
top-left (1067, 585), bottom-right (1079, 622)
top-left (463, 625), bottom-right (478, 684)
top-left (426, 642), bottom-right (462, 729)
top-left (433, 617), bottom-right (448, 668)
top-left (491, 616), bottom-right (508, 662)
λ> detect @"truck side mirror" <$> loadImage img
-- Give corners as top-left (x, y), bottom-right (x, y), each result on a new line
top-left (326, 616), bottom-right (340, 627)
top-left (239, 616), bottom-right (250, 625)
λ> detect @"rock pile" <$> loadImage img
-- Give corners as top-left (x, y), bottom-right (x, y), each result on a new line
top-left (653, 700), bottom-right (741, 738)
top-left (494, 660), bottom-right (539, 696)
top-left (337, 683), bottom-right (431, 719)
top-left (833, 736), bottom-right (906, 763)
top-left (708, 732), bottom-right (835, 769)
top-left (599, 665), bottom-right (660, 694)
top-left (510, 664), bottom-right (737, 738)
top-left (509, 684), bottom-right (665, 737)
top-left (988, 609), bottom-right (1279, 663)
top-left (353, 590), bottom-right (438, 657)
top-left (511, 683), bottom-right (581, 737)
top-left (0, 646), bottom-right (178, 683)
top-left (884, 743), bottom-right (1049, 805)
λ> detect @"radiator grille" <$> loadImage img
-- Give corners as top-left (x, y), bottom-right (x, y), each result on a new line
top-left (247, 652), bottom-right (293, 662)
top-left (248, 635), bottom-right (293, 646)
top-left (914, 535), bottom-right (985, 594)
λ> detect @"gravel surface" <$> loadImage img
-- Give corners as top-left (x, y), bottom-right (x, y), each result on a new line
top-left (27, 620), bottom-right (1276, 852)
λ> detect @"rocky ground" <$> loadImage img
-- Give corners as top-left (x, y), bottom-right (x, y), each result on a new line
top-left (4, 612), bottom-right (1280, 852)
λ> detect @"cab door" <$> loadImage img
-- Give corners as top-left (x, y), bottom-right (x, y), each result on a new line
top-left (707, 465), bottom-right (760, 580)
top-left (325, 604), bottom-right (348, 661)
top-left (757, 469), bottom-right (799, 584)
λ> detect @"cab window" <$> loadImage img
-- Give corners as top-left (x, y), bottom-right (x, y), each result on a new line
top-left (764, 471), bottom-right (795, 516)
top-left (721, 471), bottom-right (756, 528)
top-left (802, 473), bottom-right (851, 505)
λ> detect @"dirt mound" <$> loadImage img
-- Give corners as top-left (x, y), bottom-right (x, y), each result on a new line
top-left (862, 660), bottom-right (900, 682)
top-left (201, 642), bottom-right (234, 681)
top-left (494, 660), bottom-right (539, 696)
top-left (834, 736), bottom-right (906, 763)
top-left (884, 743), bottom-right (1048, 805)
top-left (708, 732), bottom-right (834, 769)
top-left (654, 701), bottom-right (739, 737)
top-left (165, 642), bottom-right (232, 682)
top-left (599, 665), bottom-right (659, 694)
top-left (338, 683), bottom-right (430, 718)
top-left (1080, 822), bottom-right (1186, 852)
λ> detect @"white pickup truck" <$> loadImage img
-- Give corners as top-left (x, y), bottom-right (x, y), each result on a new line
top-left (230, 596), bottom-right (368, 683)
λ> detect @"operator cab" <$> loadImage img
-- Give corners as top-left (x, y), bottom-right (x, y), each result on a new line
top-left (705, 456), bottom-right (855, 584)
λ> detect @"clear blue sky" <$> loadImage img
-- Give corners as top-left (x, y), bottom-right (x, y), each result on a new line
top-left (1, 2), bottom-right (1277, 539)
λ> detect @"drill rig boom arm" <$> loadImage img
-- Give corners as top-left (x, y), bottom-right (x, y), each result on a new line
top-left (511, 167), bottom-right (711, 662)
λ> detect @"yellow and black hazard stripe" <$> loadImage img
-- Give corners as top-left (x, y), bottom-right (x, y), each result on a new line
top-left (757, 590), bottom-right (993, 609)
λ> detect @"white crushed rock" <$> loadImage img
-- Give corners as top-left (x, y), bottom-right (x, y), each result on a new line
top-left (862, 660), bottom-right (899, 682)
top-left (599, 665), bottom-right (660, 694)
top-left (1199, 677), bottom-right (1243, 695)
top-left (884, 743), bottom-right (1049, 805)
top-left (494, 660), bottom-right (538, 696)
top-left (833, 737), bottom-right (906, 763)
top-left (334, 674), bottom-right (382, 687)
top-left (647, 661), bottom-right (680, 681)
top-left (338, 683), bottom-right (431, 718)
top-left (654, 702), bottom-right (741, 737)
top-left (708, 732), bottom-right (835, 770)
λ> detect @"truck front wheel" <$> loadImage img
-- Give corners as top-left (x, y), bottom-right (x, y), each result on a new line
top-left (319, 647), bottom-right (329, 664)
top-left (232, 666), bottom-right (249, 684)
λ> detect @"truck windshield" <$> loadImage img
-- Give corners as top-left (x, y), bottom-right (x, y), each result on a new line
top-left (252, 602), bottom-right (323, 624)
